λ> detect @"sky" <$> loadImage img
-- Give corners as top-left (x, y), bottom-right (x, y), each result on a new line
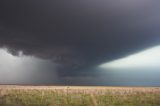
top-left (0, 0), bottom-right (160, 86)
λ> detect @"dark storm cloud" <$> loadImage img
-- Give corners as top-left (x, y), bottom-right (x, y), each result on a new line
top-left (0, 0), bottom-right (160, 78)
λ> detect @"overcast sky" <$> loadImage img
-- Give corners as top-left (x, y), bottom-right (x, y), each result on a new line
top-left (0, 0), bottom-right (160, 86)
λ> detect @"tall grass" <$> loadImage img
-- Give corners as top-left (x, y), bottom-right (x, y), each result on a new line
top-left (0, 86), bottom-right (160, 106)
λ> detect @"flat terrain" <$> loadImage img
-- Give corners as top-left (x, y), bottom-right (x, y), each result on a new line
top-left (0, 85), bottom-right (160, 106)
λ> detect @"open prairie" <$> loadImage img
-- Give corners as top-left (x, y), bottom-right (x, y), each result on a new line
top-left (0, 85), bottom-right (160, 106)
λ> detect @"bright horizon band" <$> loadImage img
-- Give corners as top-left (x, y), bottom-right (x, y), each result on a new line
top-left (100, 46), bottom-right (160, 69)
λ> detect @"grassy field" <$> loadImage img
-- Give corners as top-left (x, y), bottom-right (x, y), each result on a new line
top-left (0, 86), bottom-right (160, 106)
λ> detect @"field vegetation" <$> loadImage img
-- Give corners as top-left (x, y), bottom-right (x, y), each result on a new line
top-left (0, 86), bottom-right (160, 106)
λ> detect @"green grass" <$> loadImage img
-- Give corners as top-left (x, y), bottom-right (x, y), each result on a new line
top-left (0, 86), bottom-right (160, 106)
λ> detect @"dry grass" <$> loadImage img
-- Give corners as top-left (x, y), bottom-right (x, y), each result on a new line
top-left (0, 85), bottom-right (160, 106)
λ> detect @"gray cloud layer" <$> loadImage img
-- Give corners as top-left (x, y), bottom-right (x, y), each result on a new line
top-left (0, 0), bottom-right (160, 85)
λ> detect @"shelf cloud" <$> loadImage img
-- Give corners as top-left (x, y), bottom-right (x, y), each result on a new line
top-left (0, 0), bottom-right (160, 85)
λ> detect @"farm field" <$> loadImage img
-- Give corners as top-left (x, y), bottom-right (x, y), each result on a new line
top-left (0, 85), bottom-right (160, 106)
